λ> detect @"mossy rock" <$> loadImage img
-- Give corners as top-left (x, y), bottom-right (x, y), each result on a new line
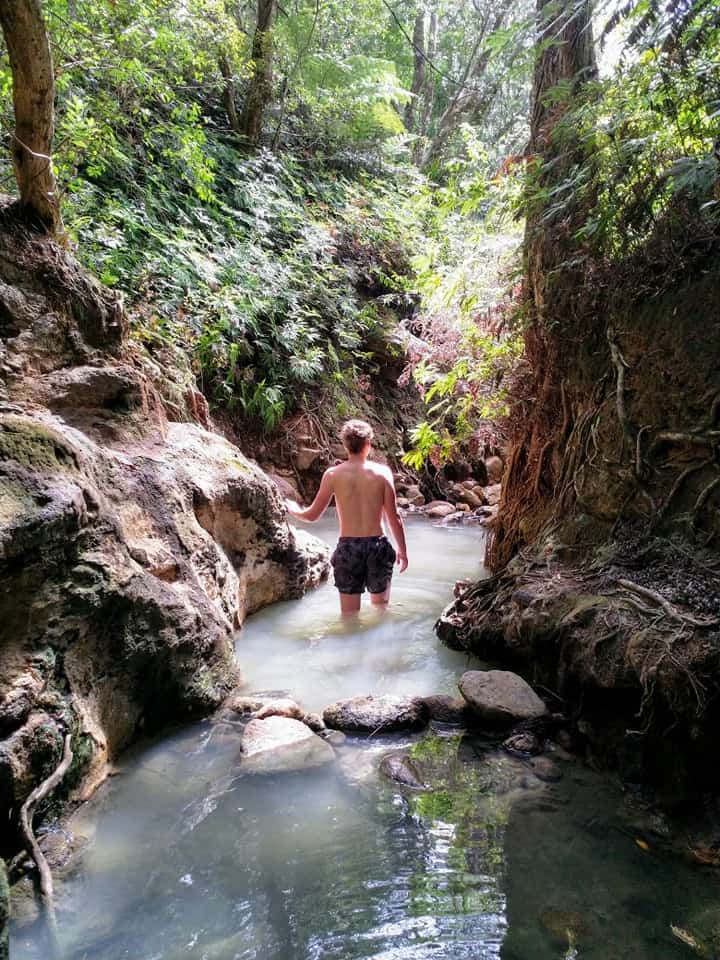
top-left (0, 417), bottom-right (77, 472)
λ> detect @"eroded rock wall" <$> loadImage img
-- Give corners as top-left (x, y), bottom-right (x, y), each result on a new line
top-left (0, 221), bottom-right (329, 845)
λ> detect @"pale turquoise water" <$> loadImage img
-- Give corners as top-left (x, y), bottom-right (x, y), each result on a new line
top-left (10, 516), bottom-right (720, 960)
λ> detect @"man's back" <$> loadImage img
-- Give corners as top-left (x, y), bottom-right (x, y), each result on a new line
top-left (331, 460), bottom-right (389, 537)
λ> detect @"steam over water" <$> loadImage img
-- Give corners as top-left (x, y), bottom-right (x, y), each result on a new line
top-left (11, 515), bottom-right (718, 960)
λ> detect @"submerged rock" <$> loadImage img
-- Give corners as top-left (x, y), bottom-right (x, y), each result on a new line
top-left (323, 695), bottom-right (428, 734)
top-left (529, 756), bottom-right (563, 783)
top-left (240, 717), bottom-right (335, 773)
top-left (379, 754), bottom-right (428, 790)
top-left (0, 857), bottom-right (7, 960)
top-left (539, 907), bottom-right (591, 948)
top-left (459, 670), bottom-right (548, 725)
top-left (503, 731), bottom-right (542, 757)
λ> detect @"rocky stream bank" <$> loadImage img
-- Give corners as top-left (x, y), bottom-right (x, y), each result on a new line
top-left (0, 222), bottom-right (329, 859)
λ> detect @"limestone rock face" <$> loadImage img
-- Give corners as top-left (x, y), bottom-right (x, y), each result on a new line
top-left (0, 225), bottom-right (330, 830)
top-left (458, 670), bottom-right (548, 724)
top-left (240, 717), bottom-right (335, 773)
top-left (323, 694), bottom-right (428, 733)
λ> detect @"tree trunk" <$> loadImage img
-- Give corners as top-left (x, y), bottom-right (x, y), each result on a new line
top-left (487, 0), bottom-right (597, 569)
top-left (0, 0), bottom-right (62, 233)
top-left (422, 0), bottom-right (512, 169)
top-left (219, 50), bottom-right (241, 133)
top-left (403, 9), bottom-right (426, 132)
top-left (418, 9), bottom-right (437, 138)
top-left (240, 0), bottom-right (277, 146)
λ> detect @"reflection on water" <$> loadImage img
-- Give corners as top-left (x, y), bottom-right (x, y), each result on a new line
top-left (10, 516), bottom-right (719, 960)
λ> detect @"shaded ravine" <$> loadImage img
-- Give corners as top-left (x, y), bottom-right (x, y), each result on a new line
top-left (10, 516), bottom-right (720, 960)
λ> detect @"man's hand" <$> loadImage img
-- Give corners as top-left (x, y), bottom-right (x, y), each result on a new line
top-left (397, 552), bottom-right (408, 573)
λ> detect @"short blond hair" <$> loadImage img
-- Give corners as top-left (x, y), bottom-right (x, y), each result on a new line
top-left (341, 419), bottom-right (374, 454)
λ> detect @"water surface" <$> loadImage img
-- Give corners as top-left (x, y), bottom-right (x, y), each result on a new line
top-left (10, 515), bottom-right (720, 960)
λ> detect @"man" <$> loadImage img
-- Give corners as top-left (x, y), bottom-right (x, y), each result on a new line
top-left (285, 419), bottom-right (408, 614)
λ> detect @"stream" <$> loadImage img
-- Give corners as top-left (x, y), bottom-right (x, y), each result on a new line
top-left (11, 515), bottom-right (720, 960)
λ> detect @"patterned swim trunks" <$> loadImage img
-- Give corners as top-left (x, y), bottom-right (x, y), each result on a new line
top-left (331, 535), bottom-right (397, 595)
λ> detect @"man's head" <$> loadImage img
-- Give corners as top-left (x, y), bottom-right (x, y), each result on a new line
top-left (341, 419), bottom-right (374, 455)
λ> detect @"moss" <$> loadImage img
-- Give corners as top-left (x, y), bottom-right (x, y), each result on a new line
top-left (0, 476), bottom-right (35, 525)
top-left (0, 418), bottom-right (77, 472)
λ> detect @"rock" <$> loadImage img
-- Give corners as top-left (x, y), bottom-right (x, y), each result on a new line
top-left (455, 488), bottom-right (485, 509)
top-left (458, 670), bottom-right (548, 725)
top-left (294, 446), bottom-right (322, 472)
top-left (379, 754), bottom-right (428, 790)
top-left (485, 456), bottom-right (504, 482)
top-left (425, 501), bottom-right (456, 519)
top-left (323, 730), bottom-right (347, 746)
top-left (266, 471), bottom-right (300, 502)
top-left (0, 218), bottom-right (331, 825)
top-left (240, 717), bottom-right (335, 773)
top-left (226, 695), bottom-right (263, 715)
top-left (301, 712), bottom-right (326, 733)
top-left (539, 908), bottom-right (590, 948)
top-left (503, 731), bottom-right (542, 757)
top-left (396, 496), bottom-right (410, 509)
top-left (421, 695), bottom-right (469, 724)
top-left (484, 483), bottom-right (502, 506)
top-left (253, 697), bottom-right (304, 721)
top-left (0, 857), bottom-right (7, 960)
top-left (530, 756), bottom-right (563, 782)
top-left (404, 485), bottom-right (425, 507)
top-left (440, 511), bottom-right (466, 525)
top-left (454, 502), bottom-right (470, 513)
top-left (323, 695), bottom-right (428, 734)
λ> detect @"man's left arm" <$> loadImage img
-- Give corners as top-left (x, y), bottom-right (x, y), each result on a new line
top-left (286, 469), bottom-right (335, 522)
top-left (382, 476), bottom-right (408, 572)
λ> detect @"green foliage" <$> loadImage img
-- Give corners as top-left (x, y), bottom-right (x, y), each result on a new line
top-left (525, 6), bottom-right (720, 260)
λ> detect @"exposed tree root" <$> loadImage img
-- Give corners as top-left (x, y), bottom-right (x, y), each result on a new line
top-left (615, 578), bottom-right (720, 628)
top-left (19, 733), bottom-right (73, 958)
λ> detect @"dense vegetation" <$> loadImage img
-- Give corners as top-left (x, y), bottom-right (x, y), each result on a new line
top-left (0, 0), bottom-right (718, 463)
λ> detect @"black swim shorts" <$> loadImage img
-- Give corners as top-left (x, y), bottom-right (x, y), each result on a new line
top-left (331, 535), bottom-right (397, 595)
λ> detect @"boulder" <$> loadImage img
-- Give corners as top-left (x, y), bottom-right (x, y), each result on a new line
top-left (421, 694), bottom-right (469, 724)
top-left (404, 485), bottom-right (425, 507)
top-left (240, 717), bottom-right (335, 773)
top-left (455, 488), bottom-right (485, 509)
top-left (458, 670), bottom-right (548, 725)
top-left (397, 496), bottom-right (410, 509)
top-left (484, 483), bottom-right (502, 506)
top-left (379, 754), bottom-right (428, 790)
top-left (0, 221), bottom-right (331, 827)
top-left (323, 695), bottom-right (428, 734)
top-left (485, 456), bottom-right (504, 482)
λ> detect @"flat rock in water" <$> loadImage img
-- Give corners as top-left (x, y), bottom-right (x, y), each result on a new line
top-left (240, 717), bottom-right (334, 773)
top-left (425, 501), bottom-right (455, 519)
top-left (503, 731), bottom-right (542, 757)
top-left (379, 754), bottom-right (428, 790)
top-left (323, 695), bottom-right (428, 733)
top-left (459, 670), bottom-right (548, 724)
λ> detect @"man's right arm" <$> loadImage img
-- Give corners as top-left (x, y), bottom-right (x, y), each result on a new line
top-left (383, 478), bottom-right (408, 572)
top-left (286, 469), bottom-right (335, 522)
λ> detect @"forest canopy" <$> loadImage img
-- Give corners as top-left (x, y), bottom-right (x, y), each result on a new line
top-left (0, 0), bottom-right (718, 461)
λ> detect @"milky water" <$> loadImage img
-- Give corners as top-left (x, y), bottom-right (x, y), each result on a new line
top-left (10, 516), bottom-right (720, 960)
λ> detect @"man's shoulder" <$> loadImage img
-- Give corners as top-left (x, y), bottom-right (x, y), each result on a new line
top-left (367, 461), bottom-right (393, 481)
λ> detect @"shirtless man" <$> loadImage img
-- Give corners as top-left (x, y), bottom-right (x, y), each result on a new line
top-left (285, 419), bottom-right (408, 614)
